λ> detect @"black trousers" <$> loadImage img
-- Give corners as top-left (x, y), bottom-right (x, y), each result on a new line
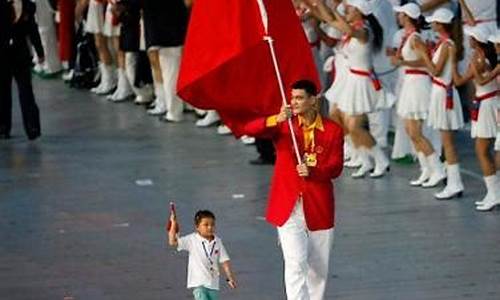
top-left (0, 62), bottom-right (41, 138)
top-left (255, 138), bottom-right (276, 162)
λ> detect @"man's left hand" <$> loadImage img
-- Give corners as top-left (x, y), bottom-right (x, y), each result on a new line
top-left (297, 163), bottom-right (309, 177)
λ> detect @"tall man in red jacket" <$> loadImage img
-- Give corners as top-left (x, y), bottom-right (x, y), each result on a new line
top-left (243, 80), bottom-right (344, 300)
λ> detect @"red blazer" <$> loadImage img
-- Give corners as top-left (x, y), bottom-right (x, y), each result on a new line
top-left (243, 116), bottom-right (344, 231)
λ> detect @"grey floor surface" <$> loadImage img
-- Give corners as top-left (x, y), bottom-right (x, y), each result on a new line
top-left (1, 78), bottom-right (499, 300)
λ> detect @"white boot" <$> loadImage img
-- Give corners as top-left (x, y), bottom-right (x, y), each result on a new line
top-left (109, 69), bottom-right (134, 102)
top-left (369, 145), bottom-right (390, 178)
top-left (476, 175), bottom-right (500, 211)
top-left (147, 84), bottom-right (166, 115)
top-left (345, 147), bottom-right (362, 168)
top-left (133, 85), bottom-right (154, 104)
top-left (475, 175), bottom-right (496, 205)
top-left (92, 64), bottom-right (117, 95)
top-left (90, 63), bottom-right (106, 93)
top-left (410, 152), bottom-right (431, 186)
top-left (434, 164), bottom-right (464, 200)
top-left (195, 110), bottom-right (220, 127)
top-left (422, 153), bottom-right (446, 188)
top-left (352, 147), bottom-right (373, 178)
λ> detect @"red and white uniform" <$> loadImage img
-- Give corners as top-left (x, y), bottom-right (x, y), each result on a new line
top-left (337, 25), bottom-right (388, 115)
top-left (471, 75), bottom-right (499, 139)
top-left (396, 31), bottom-right (432, 120)
top-left (426, 39), bottom-right (464, 130)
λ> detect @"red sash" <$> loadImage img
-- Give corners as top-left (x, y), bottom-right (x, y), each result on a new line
top-left (432, 78), bottom-right (454, 110)
top-left (405, 69), bottom-right (428, 76)
top-left (397, 28), bottom-right (416, 57)
top-left (350, 68), bottom-right (382, 91)
top-left (470, 91), bottom-right (498, 121)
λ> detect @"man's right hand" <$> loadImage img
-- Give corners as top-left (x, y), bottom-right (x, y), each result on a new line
top-left (276, 105), bottom-right (292, 123)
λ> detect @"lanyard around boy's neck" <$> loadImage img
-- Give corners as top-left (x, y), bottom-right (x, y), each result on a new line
top-left (202, 240), bottom-right (216, 266)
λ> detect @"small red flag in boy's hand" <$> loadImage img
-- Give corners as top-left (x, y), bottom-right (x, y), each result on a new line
top-left (166, 202), bottom-right (179, 233)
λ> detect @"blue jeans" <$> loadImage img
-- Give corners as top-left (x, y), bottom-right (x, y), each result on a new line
top-left (193, 286), bottom-right (219, 300)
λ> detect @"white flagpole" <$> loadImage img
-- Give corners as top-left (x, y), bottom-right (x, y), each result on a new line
top-left (256, 0), bottom-right (302, 164)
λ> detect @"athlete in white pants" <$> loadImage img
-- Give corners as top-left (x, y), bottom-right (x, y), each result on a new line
top-left (35, 0), bottom-right (61, 75)
top-left (278, 200), bottom-right (334, 300)
top-left (158, 46), bottom-right (184, 122)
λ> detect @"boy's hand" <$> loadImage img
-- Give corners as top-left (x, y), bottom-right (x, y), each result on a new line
top-left (168, 216), bottom-right (178, 233)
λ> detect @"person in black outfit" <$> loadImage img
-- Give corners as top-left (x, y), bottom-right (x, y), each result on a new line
top-left (0, 0), bottom-right (44, 140)
top-left (142, 0), bottom-right (189, 122)
top-left (250, 138), bottom-right (276, 165)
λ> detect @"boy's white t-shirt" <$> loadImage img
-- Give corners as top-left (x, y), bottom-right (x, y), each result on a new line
top-left (177, 233), bottom-right (230, 290)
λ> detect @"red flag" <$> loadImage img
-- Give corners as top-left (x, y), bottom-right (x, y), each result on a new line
top-left (177, 0), bottom-right (320, 136)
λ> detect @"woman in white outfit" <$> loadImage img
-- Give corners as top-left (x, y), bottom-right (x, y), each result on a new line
top-left (389, 3), bottom-right (446, 187)
top-left (451, 27), bottom-right (499, 211)
top-left (305, 0), bottom-right (390, 179)
top-left (422, 8), bottom-right (465, 199)
top-left (85, 0), bottom-right (119, 95)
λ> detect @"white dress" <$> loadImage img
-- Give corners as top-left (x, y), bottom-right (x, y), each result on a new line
top-left (471, 75), bottom-right (499, 138)
top-left (336, 27), bottom-right (386, 115)
top-left (85, 0), bottom-right (105, 34)
top-left (426, 40), bottom-right (464, 130)
top-left (397, 32), bottom-right (431, 120)
top-left (324, 41), bottom-right (348, 106)
top-left (85, 0), bottom-right (120, 37)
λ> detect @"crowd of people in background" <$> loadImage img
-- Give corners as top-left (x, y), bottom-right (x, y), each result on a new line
top-left (1, 0), bottom-right (499, 211)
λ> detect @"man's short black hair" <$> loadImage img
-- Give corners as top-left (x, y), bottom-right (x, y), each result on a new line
top-left (194, 210), bottom-right (216, 225)
top-left (291, 79), bottom-right (317, 96)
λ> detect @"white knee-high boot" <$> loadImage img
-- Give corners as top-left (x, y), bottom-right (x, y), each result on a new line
top-left (434, 164), bottom-right (464, 199)
top-left (410, 152), bottom-right (431, 186)
top-left (91, 63), bottom-right (117, 95)
top-left (476, 175), bottom-right (500, 211)
top-left (351, 147), bottom-right (373, 178)
top-left (108, 68), bottom-right (134, 102)
top-left (369, 145), bottom-right (390, 178)
top-left (422, 153), bottom-right (446, 187)
top-left (475, 175), bottom-right (497, 205)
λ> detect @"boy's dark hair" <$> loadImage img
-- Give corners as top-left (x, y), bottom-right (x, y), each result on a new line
top-left (194, 210), bottom-right (216, 225)
top-left (291, 80), bottom-right (318, 96)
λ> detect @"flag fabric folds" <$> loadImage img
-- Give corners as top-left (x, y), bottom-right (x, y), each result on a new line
top-left (177, 0), bottom-right (320, 136)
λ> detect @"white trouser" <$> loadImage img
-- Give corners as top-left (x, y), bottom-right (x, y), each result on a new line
top-left (36, 0), bottom-right (62, 73)
top-left (158, 46), bottom-right (184, 121)
top-left (278, 200), bottom-right (334, 300)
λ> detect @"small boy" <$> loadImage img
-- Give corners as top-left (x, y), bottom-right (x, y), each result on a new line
top-left (168, 210), bottom-right (237, 300)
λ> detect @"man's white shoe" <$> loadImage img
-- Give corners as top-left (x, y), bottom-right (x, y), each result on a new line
top-left (217, 125), bottom-right (232, 135)
top-left (240, 135), bottom-right (255, 145)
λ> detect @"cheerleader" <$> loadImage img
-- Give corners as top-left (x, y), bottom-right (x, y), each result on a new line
top-left (451, 27), bottom-right (498, 210)
top-left (390, 3), bottom-right (446, 187)
top-left (305, 0), bottom-right (390, 178)
top-left (422, 8), bottom-right (465, 199)
top-left (85, 0), bottom-right (119, 95)
top-left (318, 2), bottom-right (358, 166)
